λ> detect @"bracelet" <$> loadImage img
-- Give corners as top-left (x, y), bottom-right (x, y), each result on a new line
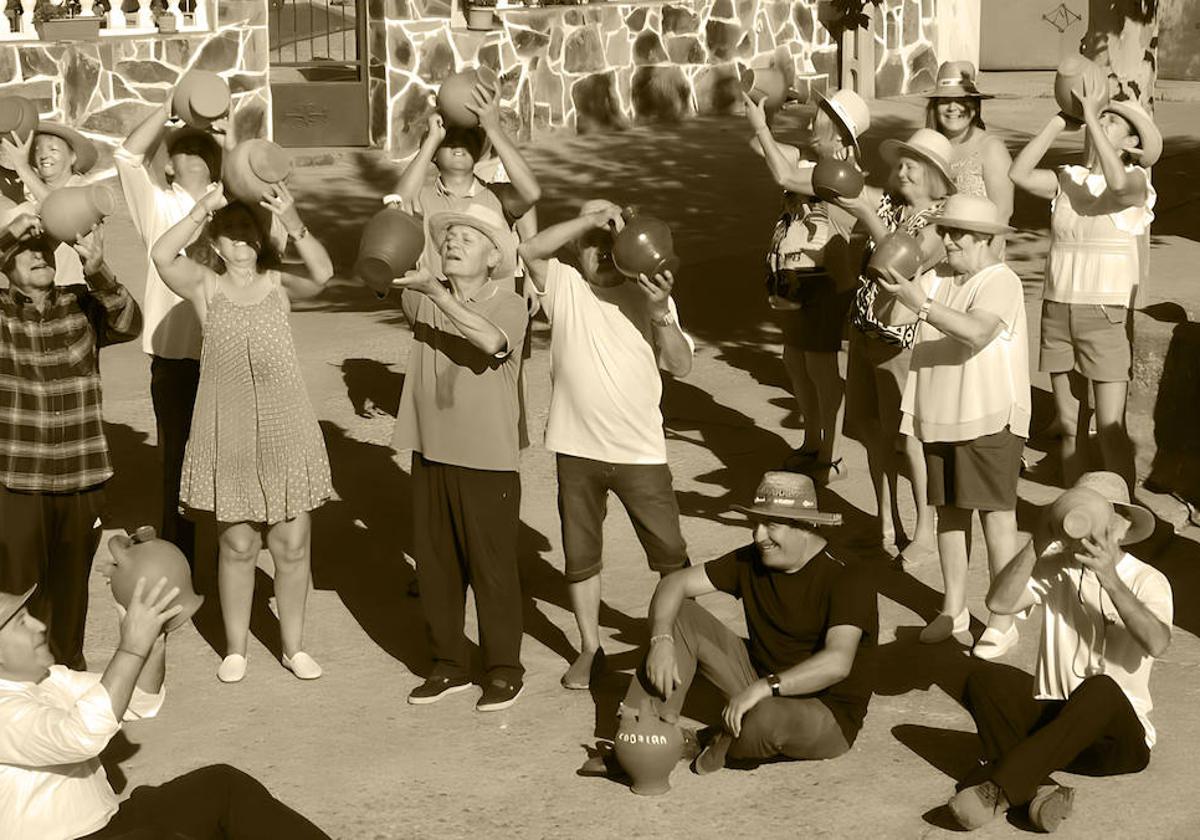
top-left (649, 634), bottom-right (674, 647)
top-left (116, 647), bottom-right (147, 661)
top-left (289, 224), bottom-right (309, 242)
top-left (189, 208), bottom-right (211, 225)
top-left (916, 296), bottom-right (933, 324)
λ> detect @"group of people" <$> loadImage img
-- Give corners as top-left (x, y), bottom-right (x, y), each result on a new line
top-left (0, 55), bottom-right (1176, 838)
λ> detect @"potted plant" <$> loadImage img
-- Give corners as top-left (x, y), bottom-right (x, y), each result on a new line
top-left (31, 0), bottom-right (104, 40)
top-left (152, 0), bottom-right (176, 31)
top-left (465, 0), bottom-right (496, 32)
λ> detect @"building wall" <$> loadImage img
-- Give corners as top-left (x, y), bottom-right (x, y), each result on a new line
top-left (1159, 0), bottom-right (1200, 81)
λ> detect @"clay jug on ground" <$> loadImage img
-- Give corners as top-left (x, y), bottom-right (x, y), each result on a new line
top-left (436, 67), bottom-right (499, 129)
top-left (612, 206), bottom-right (679, 280)
top-left (0, 96), bottom-right (38, 148)
top-left (867, 231), bottom-right (923, 282)
top-left (811, 156), bottom-right (865, 202)
top-left (39, 184), bottom-right (115, 243)
top-left (104, 527), bottom-right (203, 633)
top-left (612, 697), bottom-right (684, 796)
top-left (1047, 487), bottom-right (1114, 543)
top-left (745, 67), bottom-right (787, 114)
top-left (223, 139), bottom-right (292, 204)
top-left (173, 70), bottom-right (231, 129)
top-left (1054, 55), bottom-right (1109, 121)
top-left (355, 203), bottom-right (426, 295)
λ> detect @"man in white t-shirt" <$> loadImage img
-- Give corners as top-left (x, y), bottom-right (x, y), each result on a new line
top-left (946, 471), bottom-right (1172, 833)
top-left (519, 199), bottom-right (695, 690)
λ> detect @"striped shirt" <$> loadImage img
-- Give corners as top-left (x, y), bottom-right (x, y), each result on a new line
top-left (0, 276), bottom-right (142, 493)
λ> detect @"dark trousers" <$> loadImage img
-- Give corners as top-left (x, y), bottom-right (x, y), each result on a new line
top-left (411, 453), bottom-right (524, 682)
top-left (963, 664), bottom-right (1151, 805)
top-left (0, 484), bottom-right (104, 669)
top-left (83, 764), bottom-right (330, 839)
top-left (150, 356), bottom-right (200, 563)
top-left (624, 600), bottom-right (850, 762)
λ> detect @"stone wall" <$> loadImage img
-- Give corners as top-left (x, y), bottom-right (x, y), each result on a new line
top-left (871, 0), bottom-right (937, 98)
top-left (0, 1), bottom-right (270, 179)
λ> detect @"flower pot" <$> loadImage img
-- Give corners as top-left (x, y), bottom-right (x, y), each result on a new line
top-left (355, 204), bottom-right (426, 295)
top-left (613, 697), bottom-right (683, 796)
top-left (34, 17), bottom-right (104, 41)
top-left (0, 96), bottom-right (39, 149)
top-left (436, 66), bottom-right (500, 128)
top-left (105, 528), bottom-right (204, 634)
top-left (466, 7), bottom-right (495, 31)
top-left (866, 230), bottom-right (923, 282)
top-left (156, 15), bottom-right (178, 33)
top-left (1054, 54), bottom-right (1109, 121)
top-left (811, 156), bottom-right (864, 202)
top-left (223, 138), bottom-right (292, 204)
top-left (612, 206), bottom-right (679, 280)
top-left (40, 184), bottom-right (116, 243)
top-left (173, 70), bottom-right (231, 129)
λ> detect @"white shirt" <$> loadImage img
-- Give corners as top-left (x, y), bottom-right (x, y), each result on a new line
top-left (1027, 552), bottom-right (1173, 748)
top-left (539, 259), bottom-right (692, 465)
top-left (114, 146), bottom-right (207, 360)
top-left (0, 665), bottom-right (164, 840)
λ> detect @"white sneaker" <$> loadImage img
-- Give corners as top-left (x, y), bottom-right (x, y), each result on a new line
top-left (919, 608), bottom-right (972, 645)
top-left (972, 625), bottom-right (1019, 661)
top-left (217, 654), bottom-right (247, 683)
top-left (282, 651), bottom-right (323, 680)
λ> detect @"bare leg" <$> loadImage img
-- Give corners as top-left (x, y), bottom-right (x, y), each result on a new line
top-left (568, 575), bottom-right (602, 656)
top-left (980, 509), bottom-right (1017, 634)
top-left (1051, 371), bottom-right (1089, 485)
top-left (905, 433), bottom-right (936, 547)
top-left (935, 506), bottom-right (971, 617)
top-left (1093, 380), bottom-right (1135, 490)
top-left (805, 350), bottom-right (845, 465)
top-left (862, 420), bottom-right (900, 546)
top-left (265, 513), bottom-right (313, 659)
top-left (783, 345), bottom-right (819, 455)
top-left (218, 522), bottom-right (261, 658)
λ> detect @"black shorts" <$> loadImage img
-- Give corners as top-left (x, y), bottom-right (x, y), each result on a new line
top-left (924, 428), bottom-right (1025, 511)
top-left (772, 272), bottom-right (852, 353)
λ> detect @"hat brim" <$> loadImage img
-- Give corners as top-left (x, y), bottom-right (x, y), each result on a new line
top-left (928, 214), bottom-right (1015, 235)
top-left (0, 584), bottom-right (36, 631)
top-left (926, 85), bottom-right (994, 100)
top-left (731, 503), bottom-right (842, 527)
top-left (36, 123), bottom-right (98, 174)
top-left (1113, 502), bottom-right (1155, 545)
top-left (1101, 101), bottom-right (1163, 167)
top-left (811, 89), bottom-right (862, 159)
top-left (428, 211), bottom-right (516, 279)
top-left (879, 138), bottom-right (957, 194)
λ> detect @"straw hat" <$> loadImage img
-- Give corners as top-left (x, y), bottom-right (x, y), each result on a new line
top-left (35, 122), bottom-right (98, 174)
top-left (880, 128), bottom-right (957, 194)
top-left (1102, 99), bottom-right (1163, 167)
top-left (428, 202), bottom-right (516, 279)
top-left (732, 471), bottom-right (842, 526)
top-left (811, 88), bottom-right (871, 158)
top-left (1072, 471), bottom-right (1155, 545)
top-left (926, 61), bottom-right (993, 100)
top-left (0, 585), bottom-right (35, 632)
top-left (928, 194), bottom-right (1014, 235)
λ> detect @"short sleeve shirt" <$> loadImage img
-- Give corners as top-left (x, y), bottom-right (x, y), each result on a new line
top-left (703, 545), bottom-right (878, 744)
top-left (392, 281), bottom-right (528, 471)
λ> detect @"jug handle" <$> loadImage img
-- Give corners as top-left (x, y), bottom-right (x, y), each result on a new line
top-left (383, 193), bottom-right (406, 211)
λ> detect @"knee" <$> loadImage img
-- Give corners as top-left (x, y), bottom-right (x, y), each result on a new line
top-left (1074, 674), bottom-right (1123, 702)
top-left (738, 706), bottom-right (785, 751)
top-left (219, 530), bottom-right (260, 563)
top-left (271, 539), bottom-right (309, 569)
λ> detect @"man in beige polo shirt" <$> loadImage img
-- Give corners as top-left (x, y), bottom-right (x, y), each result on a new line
top-left (391, 203), bottom-right (529, 713)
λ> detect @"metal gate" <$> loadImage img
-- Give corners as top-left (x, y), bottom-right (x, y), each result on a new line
top-left (268, 0), bottom-right (370, 147)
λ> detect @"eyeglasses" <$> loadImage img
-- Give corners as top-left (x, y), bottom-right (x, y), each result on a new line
top-left (937, 227), bottom-right (974, 241)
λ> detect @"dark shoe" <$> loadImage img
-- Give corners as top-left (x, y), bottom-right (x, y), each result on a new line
top-left (680, 728), bottom-right (702, 763)
top-left (1029, 784), bottom-right (1075, 833)
top-left (477, 677), bottom-right (524, 712)
top-left (692, 731), bottom-right (732, 776)
top-left (781, 448), bottom-right (820, 471)
top-left (407, 675), bottom-right (471, 705)
top-left (948, 780), bottom-right (1010, 830)
top-left (561, 648), bottom-right (604, 691)
top-left (578, 743), bottom-right (628, 780)
top-left (809, 458), bottom-right (848, 485)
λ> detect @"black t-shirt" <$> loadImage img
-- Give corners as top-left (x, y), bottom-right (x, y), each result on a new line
top-left (703, 544), bottom-right (878, 743)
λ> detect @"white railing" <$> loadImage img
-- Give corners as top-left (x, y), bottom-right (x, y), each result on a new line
top-left (0, 0), bottom-right (211, 42)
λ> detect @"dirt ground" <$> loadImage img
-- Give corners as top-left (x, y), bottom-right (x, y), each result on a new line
top-left (77, 88), bottom-right (1200, 839)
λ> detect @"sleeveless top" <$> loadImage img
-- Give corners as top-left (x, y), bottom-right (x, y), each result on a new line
top-left (950, 142), bottom-right (988, 198)
top-left (849, 193), bottom-right (944, 348)
top-left (180, 272), bottom-right (332, 524)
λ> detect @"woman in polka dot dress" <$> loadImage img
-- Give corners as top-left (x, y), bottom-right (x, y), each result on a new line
top-left (152, 181), bottom-right (333, 684)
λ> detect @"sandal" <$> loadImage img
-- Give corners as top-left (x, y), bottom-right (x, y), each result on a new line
top-left (810, 458), bottom-right (848, 485)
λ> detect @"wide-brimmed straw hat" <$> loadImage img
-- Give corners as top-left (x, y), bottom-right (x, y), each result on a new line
top-left (811, 88), bottom-right (871, 159)
top-left (880, 128), bottom-right (957, 194)
top-left (428, 202), bottom-right (516, 279)
top-left (928, 194), bottom-right (1014, 235)
top-left (732, 471), bottom-right (842, 526)
top-left (1102, 99), bottom-right (1163, 167)
top-left (0, 584), bottom-right (35, 632)
top-left (35, 122), bottom-right (98, 174)
top-left (1072, 471), bottom-right (1155, 545)
top-left (926, 61), bottom-right (993, 100)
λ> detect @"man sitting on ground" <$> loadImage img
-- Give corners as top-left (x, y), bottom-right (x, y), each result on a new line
top-left (950, 471), bottom-right (1172, 833)
top-left (621, 471), bottom-right (877, 774)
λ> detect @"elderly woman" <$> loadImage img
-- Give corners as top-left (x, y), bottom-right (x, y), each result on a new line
top-left (926, 62), bottom-right (1013, 220)
top-left (875, 194), bottom-right (1030, 658)
top-left (1010, 76), bottom-right (1160, 490)
top-left (838, 128), bottom-right (954, 555)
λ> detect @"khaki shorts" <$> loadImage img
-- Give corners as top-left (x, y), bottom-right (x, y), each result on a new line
top-left (1039, 301), bottom-right (1131, 383)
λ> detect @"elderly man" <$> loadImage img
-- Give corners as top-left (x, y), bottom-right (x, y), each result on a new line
top-left (517, 199), bottom-right (694, 690)
top-left (392, 202), bottom-right (529, 712)
top-left (0, 578), bottom-right (330, 839)
top-left (618, 471), bottom-right (876, 777)
top-left (0, 215), bottom-right (141, 670)
top-left (949, 471), bottom-right (1172, 833)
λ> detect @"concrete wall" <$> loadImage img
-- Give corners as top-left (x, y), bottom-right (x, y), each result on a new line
top-left (1159, 0), bottom-right (1200, 81)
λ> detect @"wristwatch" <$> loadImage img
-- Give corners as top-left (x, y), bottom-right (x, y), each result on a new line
top-left (916, 296), bottom-right (934, 324)
top-left (650, 309), bottom-right (676, 328)
top-left (766, 673), bottom-right (782, 697)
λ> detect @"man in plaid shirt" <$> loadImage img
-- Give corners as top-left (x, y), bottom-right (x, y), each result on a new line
top-left (0, 213), bottom-right (142, 669)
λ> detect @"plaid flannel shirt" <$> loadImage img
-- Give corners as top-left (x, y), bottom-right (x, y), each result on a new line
top-left (0, 274), bottom-right (142, 493)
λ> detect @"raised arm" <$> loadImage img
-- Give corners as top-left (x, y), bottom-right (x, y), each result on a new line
top-left (1010, 115), bottom-right (1068, 201)
top-left (0, 131), bottom-right (50, 203)
top-left (1078, 76), bottom-right (1147, 205)
top-left (74, 226), bottom-right (143, 347)
top-left (122, 101), bottom-right (172, 157)
top-left (1079, 521), bottom-right (1171, 657)
top-left (471, 85), bottom-right (541, 215)
top-left (982, 135), bottom-right (1015, 222)
top-left (639, 270), bottom-right (693, 378)
top-left (151, 185), bottom-right (225, 305)
top-left (835, 188), bottom-right (889, 247)
top-left (392, 268), bottom-right (520, 356)
top-left (744, 93), bottom-right (817, 195)
top-left (259, 182), bottom-right (333, 299)
top-left (394, 113), bottom-right (445, 209)
top-left (876, 266), bottom-right (1003, 352)
top-left (517, 201), bottom-right (623, 293)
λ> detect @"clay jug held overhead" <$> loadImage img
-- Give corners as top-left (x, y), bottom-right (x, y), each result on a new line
top-left (611, 206), bottom-right (679, 280)
top-left (1047, 488), bottom-right (1114, 543)
top-left (867, 230), bottom-right (923, 283)
top-left (173, 70), bottom-right (231, 129)
top-left (223, 139), bottom-right (292, 204)
top-left (436, 67), bottom-right (500, 129)
top-left (1054, 55), bottom-right (1109, 121)
top-left (612, 696), bottom-right (684, 796)
top-left (103, 526), bottom-right (204, 634)
top-left (355, 200), bottom-right (426, 296)
top-left (0, 95), bottom-right (39, 149)
top-left (39, 184), bottom-right (116, 243)
top-left (811, 156), bottom-right (865, 202)
top-left (744, 66), bottom-right (787, 115)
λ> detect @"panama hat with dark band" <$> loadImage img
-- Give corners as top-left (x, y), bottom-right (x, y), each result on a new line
top-left (811, 88), bottom-right (871, 159)
top-left (731, 471), bottom-right (843, 526)
top-left (926, 61), bottom-right (994, 100)
top-left (928, 194), bottom-right (1014, 236)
